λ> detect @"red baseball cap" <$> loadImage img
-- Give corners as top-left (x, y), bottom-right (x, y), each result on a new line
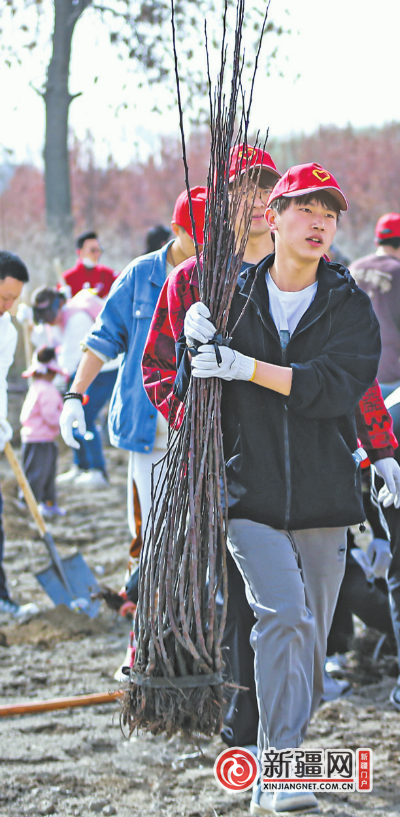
top-left (375, 213), bottom-right (400, 241)
top-left (266, 162), bottom-right (348, 211)
top-left (172, 186), bottom-right (207, 245)
top-left (228, 143), bottom-right (281, 183)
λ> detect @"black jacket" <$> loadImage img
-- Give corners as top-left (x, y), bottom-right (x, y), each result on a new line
top-left (176, 254), bottom-right (381, 530)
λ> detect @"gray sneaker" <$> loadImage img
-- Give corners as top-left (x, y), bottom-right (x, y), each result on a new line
top-left (321, 670), bottom-right (352, 702)
top-left (251, 784), bottom-right (319, 815)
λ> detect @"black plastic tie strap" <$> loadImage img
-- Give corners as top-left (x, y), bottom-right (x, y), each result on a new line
top-left (187, 333), bottom-right (232, 366)
top-left (129, 670), bottom-right (223, 689)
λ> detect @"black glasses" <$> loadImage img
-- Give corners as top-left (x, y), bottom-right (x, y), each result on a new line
top-left (237, 185), bottom-right (273, 206)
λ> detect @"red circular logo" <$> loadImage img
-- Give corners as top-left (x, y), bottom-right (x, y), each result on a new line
top-left (214, 747), bottom-right (259, 792)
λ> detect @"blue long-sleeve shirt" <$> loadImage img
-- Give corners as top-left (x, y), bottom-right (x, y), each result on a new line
top-left (84, 241), bottom-right (172, 452)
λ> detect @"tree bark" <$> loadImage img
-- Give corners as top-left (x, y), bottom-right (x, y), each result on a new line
top-left (44, 0), bottom-right (91, 240)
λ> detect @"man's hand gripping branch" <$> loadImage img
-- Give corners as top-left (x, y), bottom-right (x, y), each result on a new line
top-left (185, 301), bottom-right (293, 394)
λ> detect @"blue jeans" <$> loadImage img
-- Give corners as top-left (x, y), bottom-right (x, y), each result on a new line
top-left (72, 368), bottom-right (118, 474)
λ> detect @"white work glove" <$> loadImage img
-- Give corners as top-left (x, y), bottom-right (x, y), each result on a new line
top-left (184, 303), bottom-right (217, 345)
top-left (366, 538), bottom-right (392, 578)
top-left (191, 344), bottom-right (256, 381)
top-left (59, 399), bottom-right (86, 450)
top-left (375, 457), bottom-right (400, 509)
top-left (16, 303), bottom-right (33, 324)
top-left (0, 417), bottom-right (13, 452)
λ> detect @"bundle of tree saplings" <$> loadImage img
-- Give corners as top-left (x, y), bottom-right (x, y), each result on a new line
top-left (122, 0), bottom-right (271, 737)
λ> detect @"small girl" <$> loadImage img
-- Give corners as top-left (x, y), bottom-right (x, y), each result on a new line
top-left (20, 347), bottom-right (68, 518)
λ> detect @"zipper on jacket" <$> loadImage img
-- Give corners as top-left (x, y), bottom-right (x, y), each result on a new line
top-left (282, 291), bottom-right (335, 529)
top-left (281, 340), bottom-right (291, 530)
top-left (290, 290), bottom-right (333, 342)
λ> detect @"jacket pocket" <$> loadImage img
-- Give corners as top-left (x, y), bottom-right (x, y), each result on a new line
top-left (132, 301), bottom-right (155, 320)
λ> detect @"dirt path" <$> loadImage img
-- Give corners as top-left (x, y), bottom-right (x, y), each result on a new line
top-left (1, 443), bottom-right (400, 817)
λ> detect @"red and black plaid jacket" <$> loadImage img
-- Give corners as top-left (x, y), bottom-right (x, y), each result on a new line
top-left (142, 256), bottom-right (397, 462)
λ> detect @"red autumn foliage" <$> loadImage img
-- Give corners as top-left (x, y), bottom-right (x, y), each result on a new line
top-left (68, 130), bottom-right (210, 259)
top-left (0, 163), bottom-right (45, 244)
top-left (1, 123), bottom-right (400, 285)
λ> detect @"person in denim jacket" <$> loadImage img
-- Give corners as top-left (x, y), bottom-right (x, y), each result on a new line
top-left (59, 187), bottom-right (206, 539)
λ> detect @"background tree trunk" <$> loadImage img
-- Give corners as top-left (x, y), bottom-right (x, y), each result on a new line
top-left (44, 0), bottom-right (91, 244)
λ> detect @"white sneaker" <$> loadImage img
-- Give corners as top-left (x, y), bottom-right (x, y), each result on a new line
top-left (113, 631), bottom-right (136, 682)
top-left (74, 469), bottom-right (108, 489)
top-left (325, 654), bottom-right (348, 675)
top-left (14, 602), bottom-right (40, 621)
top-left (56, 465), bottom-right (82, 485)
top-left (321, 670), bottom-right (352, 702)
top-left (250, 788), bottom-right (276, 816)
top-left (251, 785), bottom-right (319, 815)
top-left (272, 790), bottom-right (319, 813)
top-left (38, 502), bottom-right (67, 518)
top-left (50, 504), bottom-right (67, 517)
top-left (0, 599), bottom-right (39, 621)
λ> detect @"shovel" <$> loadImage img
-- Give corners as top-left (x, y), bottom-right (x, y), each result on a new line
top-left (4, 441), bottom-right (101, 618)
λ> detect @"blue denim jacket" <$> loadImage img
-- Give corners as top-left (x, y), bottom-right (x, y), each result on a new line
top-left (84, 241), bottom-right (172, 452)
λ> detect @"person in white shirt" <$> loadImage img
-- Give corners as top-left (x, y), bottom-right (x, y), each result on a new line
top-left (0, 251), bottom-right (37, 619)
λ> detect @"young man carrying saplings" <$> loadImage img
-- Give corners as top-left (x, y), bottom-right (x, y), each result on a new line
top-left (144, 163), bottom-right (381, 815)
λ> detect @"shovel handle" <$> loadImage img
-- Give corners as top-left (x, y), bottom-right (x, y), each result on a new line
top-left (0, 690), bottom-right (124, 717)
top-left (4, 442), bottom-right (73, 593)
top-left (3, 441), bottom-right (46, 537)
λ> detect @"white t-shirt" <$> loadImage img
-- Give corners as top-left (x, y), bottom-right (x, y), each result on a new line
top-left (0, 312), bottom-right (17, 419)
top-left (266, 272), bottom-right (318, 347)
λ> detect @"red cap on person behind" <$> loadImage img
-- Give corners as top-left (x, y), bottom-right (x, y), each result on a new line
top-left (172, 186), bottom-right (207, 245)
top-left (228, 143), bottom-right (281, 183)
top-left (266, 162), bottom-right (348, 211)
top-left (375, 213), bottom-right (400, 241)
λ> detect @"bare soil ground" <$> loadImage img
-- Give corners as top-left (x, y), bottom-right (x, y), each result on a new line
top-left (1, 394), bottom-right (400, 816)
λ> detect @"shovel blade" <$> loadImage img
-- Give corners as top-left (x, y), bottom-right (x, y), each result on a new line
top-left (36, 553), bottom-right (101, 618)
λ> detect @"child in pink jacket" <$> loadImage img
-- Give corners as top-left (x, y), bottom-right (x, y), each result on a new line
top-left (20, 347), bottom-right (68, 518)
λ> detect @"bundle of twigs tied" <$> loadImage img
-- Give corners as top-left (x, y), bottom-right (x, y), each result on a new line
top-left (122, 0), bottom-right (272, 737)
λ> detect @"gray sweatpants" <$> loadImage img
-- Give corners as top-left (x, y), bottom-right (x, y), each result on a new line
top-left (227, 519), bottom-right (347, 751)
